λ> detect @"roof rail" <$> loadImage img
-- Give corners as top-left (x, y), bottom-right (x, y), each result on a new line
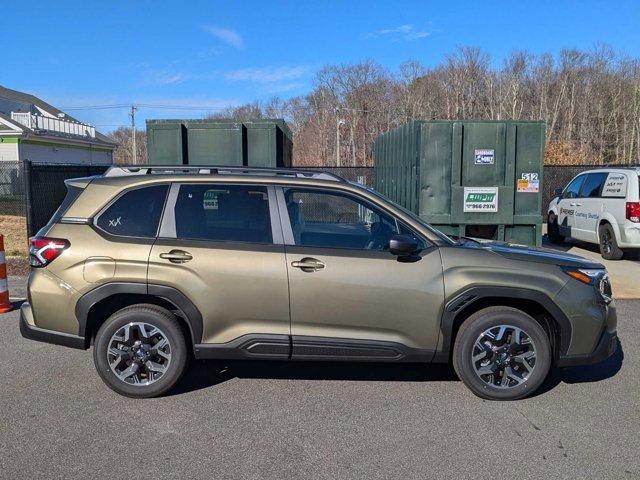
top-left (103, 165), bottom-right (347, 182)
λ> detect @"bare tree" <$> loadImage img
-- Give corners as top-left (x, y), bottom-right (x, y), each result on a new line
top-left (141, 46), bottom-right (640, 167)
top-left (110, 127), bottom-right (147, 165)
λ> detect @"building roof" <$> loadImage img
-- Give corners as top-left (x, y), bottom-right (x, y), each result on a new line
top-left (0, 85), bottom-right (117, 148)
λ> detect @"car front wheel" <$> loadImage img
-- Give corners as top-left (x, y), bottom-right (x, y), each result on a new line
top-left (93, 304), bottom-right (188, 398)
top-left (453, 306), bottom-right (551, 400)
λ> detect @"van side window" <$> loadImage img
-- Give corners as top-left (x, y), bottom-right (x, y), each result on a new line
top-left (96, 185), bottom-right (168, 238)
top-left (562, 175), bottom-right (586, 199)
top-left (581, 172), bottom-right (609, 198)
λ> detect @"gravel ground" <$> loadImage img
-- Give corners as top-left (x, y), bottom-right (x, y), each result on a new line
top-left (0, 292), bottom-right (637, 479)
top-left (6, 256), bottom-right (29, 277)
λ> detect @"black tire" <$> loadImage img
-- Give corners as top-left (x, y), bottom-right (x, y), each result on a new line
top-left (93, 304), bottom-right (188, 398)
top-left (453, 306), bottom-right (551, 401)
top-left (547, 213), bottom-right (564, 244)
top-left (598, 223), bottom-right (624, 260)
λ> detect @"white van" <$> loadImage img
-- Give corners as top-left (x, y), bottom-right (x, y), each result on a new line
top-left (547, 167), bottom-right (640, 260)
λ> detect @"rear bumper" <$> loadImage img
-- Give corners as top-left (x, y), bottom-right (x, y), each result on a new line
top-left (19, 302), bottom-right (86, 350)
top-left (617, 221), bottom-right (640, 248)
top-left (557, 328), bottom-right (618, 367)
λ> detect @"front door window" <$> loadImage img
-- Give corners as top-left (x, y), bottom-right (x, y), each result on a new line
top-left (284, 188), bottom-right (400, 251)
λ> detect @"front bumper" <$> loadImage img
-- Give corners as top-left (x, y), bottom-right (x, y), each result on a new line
top-left (557, 328), bottom-right (618, 367)
top-left (19, 302), bottom-right (86, 350)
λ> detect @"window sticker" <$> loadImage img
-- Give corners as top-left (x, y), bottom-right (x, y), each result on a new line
top-left (602, 173), bottom-right (627, 197)
top-left (464, 187), bottom-right (498, 212)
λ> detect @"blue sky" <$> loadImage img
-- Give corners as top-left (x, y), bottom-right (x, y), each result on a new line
top-left (2, 0), bottom-right (639, 132)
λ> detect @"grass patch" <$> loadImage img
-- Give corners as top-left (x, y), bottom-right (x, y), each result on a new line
top-left (0, 215), bottom-right (28, 256)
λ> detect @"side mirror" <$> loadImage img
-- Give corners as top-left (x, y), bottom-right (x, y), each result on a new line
top-left (554, 187), bottom-right (563, 198)
top-left (389, 234), bottom-right (418, 256)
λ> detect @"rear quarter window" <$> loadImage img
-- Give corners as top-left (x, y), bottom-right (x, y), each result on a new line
top-left (601, 173), bottom-right (628, 198)
top-left (96, 185), bottom-right (169, 238)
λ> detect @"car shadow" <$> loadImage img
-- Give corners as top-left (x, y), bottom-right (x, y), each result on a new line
top-left (169, 359), bottom-right (458, 396)
top-left (169, 341), bottom-right (624, 397)
top-left (534, 339), bottom-right (625, 397)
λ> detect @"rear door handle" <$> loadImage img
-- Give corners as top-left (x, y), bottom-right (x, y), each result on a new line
top-left (291, 257), bottom-right (325, 272)
top-left (570, 202), bottom-right (582, 206)
top-left (160, 250), bottom-right (193, 263)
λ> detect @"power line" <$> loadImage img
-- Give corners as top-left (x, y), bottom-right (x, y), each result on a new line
top-left (60, 104), bottom-right (131, 110)
top-left (59, 103), bottom-right (380, 114)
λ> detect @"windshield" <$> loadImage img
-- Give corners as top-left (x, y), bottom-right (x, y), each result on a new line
top-left (351, 182), bottom-right (456, 245)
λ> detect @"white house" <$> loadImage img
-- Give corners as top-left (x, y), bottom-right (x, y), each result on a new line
top-left (0, 85), bottom-right (117, 164)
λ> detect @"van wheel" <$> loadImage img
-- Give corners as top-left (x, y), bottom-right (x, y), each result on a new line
top-left (598, 223), bottom-right (623, 260)
top-left (547, 213), bottom-right (564, 244)
top-left (93, 304), bottom-right (188, 398)
top-left (453, 307), bottom-right (551, 401)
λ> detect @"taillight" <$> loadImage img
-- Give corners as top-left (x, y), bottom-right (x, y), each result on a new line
top-left (626, 202), bottom-right (640, 223)
top-left (29, 236), bottom-right (69, 267)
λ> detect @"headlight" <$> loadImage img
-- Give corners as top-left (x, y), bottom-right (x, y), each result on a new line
top-left (563, 268), bottom-right (612, 303)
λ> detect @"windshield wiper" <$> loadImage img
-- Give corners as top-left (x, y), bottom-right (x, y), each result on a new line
top-left (449, 235), bottom-right (483, 246)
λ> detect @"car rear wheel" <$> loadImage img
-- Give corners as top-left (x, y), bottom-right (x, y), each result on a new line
top-left (547, 213), bottom-right (564, 244)
top-left (453, 306), bottom-right (551, 401)
top-left (93, 304), bottom-right (188, 398)
top-left (598, 223), bottom-right (623, 260)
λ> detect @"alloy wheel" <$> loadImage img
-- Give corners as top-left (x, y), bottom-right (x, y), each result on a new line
top-left (107, 322), bottom-right (172, 386)
top-left (471, 325), bottom-right (537, 389)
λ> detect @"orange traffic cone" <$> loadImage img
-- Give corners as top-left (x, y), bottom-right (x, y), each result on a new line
top-left (0, 235), bottom-right (12, 313)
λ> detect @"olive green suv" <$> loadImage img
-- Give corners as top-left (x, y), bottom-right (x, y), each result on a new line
top-left (20, 166), bottom-right (618, 400)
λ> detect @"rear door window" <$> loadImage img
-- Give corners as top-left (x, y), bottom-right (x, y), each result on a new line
top-left (96, 185), bottom-right (169, 238)
top-left (173, 184), bottom-right (273, 243)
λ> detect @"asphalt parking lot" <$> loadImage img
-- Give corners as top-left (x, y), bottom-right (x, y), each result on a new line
top-left (0, 276), bottom-right (637, 479)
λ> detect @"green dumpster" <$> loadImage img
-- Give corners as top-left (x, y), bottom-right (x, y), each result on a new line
top-left (373, 120), bottom-right (545, 246)
top-left (146, 120), bottom-right (187, 165)
top-left (185, 120), bottom-right (245, 166)
top-left (146, 119), bottom-right (292, 167)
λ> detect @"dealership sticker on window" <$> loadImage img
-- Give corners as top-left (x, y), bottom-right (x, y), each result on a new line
top-left (474, 149), bottom-right (495, 165)
top-left (464, 187), bottom-right (498, 212)
top-left (517, 172), bottom-right (540, 193)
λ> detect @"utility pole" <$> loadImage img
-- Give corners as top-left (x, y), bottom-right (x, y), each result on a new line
top-left (129, 105), bottom-right (137, 164)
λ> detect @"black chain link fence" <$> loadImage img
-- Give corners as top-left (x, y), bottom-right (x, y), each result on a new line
top-left (1, 162), bottom-right (637, 239)
top-left (0, 161), bottom-right (26, 216)
top-left (23, 161), bottom-right (109, 236)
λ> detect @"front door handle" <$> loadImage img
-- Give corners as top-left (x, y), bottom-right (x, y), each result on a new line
top-left (291, 257), bottom-right (325, 272)
top-left (570, 202), bottom-right (582, 207)
top-left (160, 250), bottom-right (193, 263)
